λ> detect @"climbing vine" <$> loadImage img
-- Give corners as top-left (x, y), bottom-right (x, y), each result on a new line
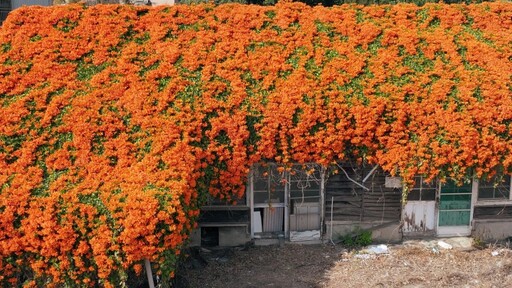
top-left (0, 2), bottom-right (511, 286)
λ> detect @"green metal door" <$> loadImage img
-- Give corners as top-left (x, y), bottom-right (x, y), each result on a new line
top-left (438, 180), bottom-right (472, 227)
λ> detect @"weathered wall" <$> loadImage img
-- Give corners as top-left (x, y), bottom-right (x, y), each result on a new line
top-left (325, 220), bottom-right (402, 243)
top-left (402, 201), bottom-right (436, 237)
top-left (325, 165), bottom-right (402, 222)
top-left (473, 220), bottom-right (512, 241)
top-left (472, 205), bottom-right (512, 241)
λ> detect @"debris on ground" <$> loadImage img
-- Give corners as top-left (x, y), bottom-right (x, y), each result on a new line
top-left (360, 244), bottom-right (389, 255)
top-left (437, 240), bottom-right (453, 250)
top-left (180, 238), bottom-right (512, 288)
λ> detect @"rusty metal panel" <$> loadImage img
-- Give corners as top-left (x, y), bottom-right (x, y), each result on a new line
top-left (402, 201), bottom-right (436, 233)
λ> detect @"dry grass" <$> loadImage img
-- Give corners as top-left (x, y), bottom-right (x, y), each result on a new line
top-left (180, 243), bottom-right (512, 288)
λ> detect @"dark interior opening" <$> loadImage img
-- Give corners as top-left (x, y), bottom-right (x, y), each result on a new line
top-left (201, 227), bottom-right (219, 247)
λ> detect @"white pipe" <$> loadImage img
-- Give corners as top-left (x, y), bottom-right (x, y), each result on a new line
top-left (330, 196), bottom-right (334, 245)
top-left (284, 170), bottom-right (289, 239)
top-left (320, 167), bottom-right (326, 239)
top-left (145, 259), bottom-right (155, 288)
top-left (336, 164), bottom-right (370, 191)
top-left (362, 165), bottom-right (379, 183)
top-left (250, 167), bottom-right (255, 238)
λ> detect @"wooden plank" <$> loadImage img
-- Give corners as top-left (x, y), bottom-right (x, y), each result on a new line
top-left (362, 208), bottom-right (401, 213)
top-left (325, 165), bottom-right (402, 222)
top-left (326, 203), bottom-right (362, 209)
top-left (328, 206), bottom-right (363, 211)
top-left (326, 195), bottom-right (362, 201)
top-left (330, 216), bottom-right (362, 221)
top-left (363, 210), bottom-right (401, 214)
top-left (361, 203), bottom-right (401, 207)
top-left (361, 208), bottom-right (401, 213)
top-left (328, 209), bottom-right (363, 215)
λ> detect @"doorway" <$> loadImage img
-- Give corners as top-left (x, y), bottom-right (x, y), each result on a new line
top-left (437, 180), bottom-right (473, 236)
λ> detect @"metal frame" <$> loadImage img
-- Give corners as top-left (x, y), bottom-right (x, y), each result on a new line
top-left (474, 176), bottom-right (512, 206)
top-left (249, 163), bottom-right (325, 240)
top-left (436, 179), bottom-right (474, 237)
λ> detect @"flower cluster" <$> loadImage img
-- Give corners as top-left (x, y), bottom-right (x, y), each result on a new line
top-left (0, 2), bottom-right (511, 286)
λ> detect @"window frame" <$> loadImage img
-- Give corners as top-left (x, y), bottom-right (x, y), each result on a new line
top-left (475, 175), bottom-right (512, 206)
top-left (407, 176), bottom-right (437, 202)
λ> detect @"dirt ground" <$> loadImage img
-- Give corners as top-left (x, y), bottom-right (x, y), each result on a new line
top-left (178, 239), bottom-right (512, 288)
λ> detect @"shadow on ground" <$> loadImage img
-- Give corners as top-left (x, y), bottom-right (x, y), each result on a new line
top-left (177, 242), bottom-right (342, 288)
top-left (177, 238), bottom-right (512, 288)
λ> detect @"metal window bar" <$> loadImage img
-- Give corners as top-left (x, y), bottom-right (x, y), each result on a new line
top-left (478, 176), bottom-right (511, 199)
top-left (0, 0), bottom-right (10, 24)
top-left (0, 0), bottom-right (11, 9)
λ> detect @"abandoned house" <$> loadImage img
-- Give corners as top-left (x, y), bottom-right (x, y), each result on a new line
top-left (190, 163), bottom-right (512, 247)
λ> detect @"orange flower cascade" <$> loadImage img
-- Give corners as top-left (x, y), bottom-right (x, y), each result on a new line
top-left (0, 2), bottom-right (511, 286)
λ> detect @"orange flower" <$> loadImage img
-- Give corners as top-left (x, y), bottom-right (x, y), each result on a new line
top-left (0, 2), bottom-right (511, 286)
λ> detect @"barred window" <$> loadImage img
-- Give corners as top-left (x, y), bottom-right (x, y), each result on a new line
top-left (478, 175), bottom-right (511, 200)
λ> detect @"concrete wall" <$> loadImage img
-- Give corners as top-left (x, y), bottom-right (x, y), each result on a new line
top-left (325, 220), bottom-right (402, 243)
top-left (472, 220), bottom-right (512, 241)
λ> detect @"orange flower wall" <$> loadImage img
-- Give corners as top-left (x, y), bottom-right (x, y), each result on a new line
top-left (0, 2), bottom-right (511, 286)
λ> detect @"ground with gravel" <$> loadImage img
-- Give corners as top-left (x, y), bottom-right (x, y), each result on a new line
top-left (178, 239), bottom-right (512, 288)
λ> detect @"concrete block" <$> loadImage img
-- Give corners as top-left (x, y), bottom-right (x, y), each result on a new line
top-left (254, 238), bottom-right (280, 246)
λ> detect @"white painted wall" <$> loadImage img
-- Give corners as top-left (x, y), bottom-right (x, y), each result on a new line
top-left (402, 201), bottom-right (436, 234)
top-left (151, 0), bottom-right (174, 5)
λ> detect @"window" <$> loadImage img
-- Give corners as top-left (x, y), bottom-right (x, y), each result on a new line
top-left (252, 163), bottom-right (286, 205)
top-left (0, 0), bottom-right (10, 25)
top-left (407, 176), bottom-right (437, 201)
top-left (477, 175), bottom-right (511, 200)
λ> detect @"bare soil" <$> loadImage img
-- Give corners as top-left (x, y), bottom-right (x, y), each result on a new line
top-left (179, 241), bottom-right (512, 288)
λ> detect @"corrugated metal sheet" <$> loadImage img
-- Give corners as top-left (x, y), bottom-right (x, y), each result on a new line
top-left (263, 207), bottom-right (284, 232)
top-left (290, 202), bottom-right (320, 231)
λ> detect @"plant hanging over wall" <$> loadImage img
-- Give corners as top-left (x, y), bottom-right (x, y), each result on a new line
top-left (0, 2), bottom-right (511, 286)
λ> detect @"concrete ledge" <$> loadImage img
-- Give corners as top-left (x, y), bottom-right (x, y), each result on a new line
top-left (472, 219), bottom-right (512, 241)
top-left (254, 238), bottom-right (280, 246)
top-left (325, 220), bottom-right (402, 243)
